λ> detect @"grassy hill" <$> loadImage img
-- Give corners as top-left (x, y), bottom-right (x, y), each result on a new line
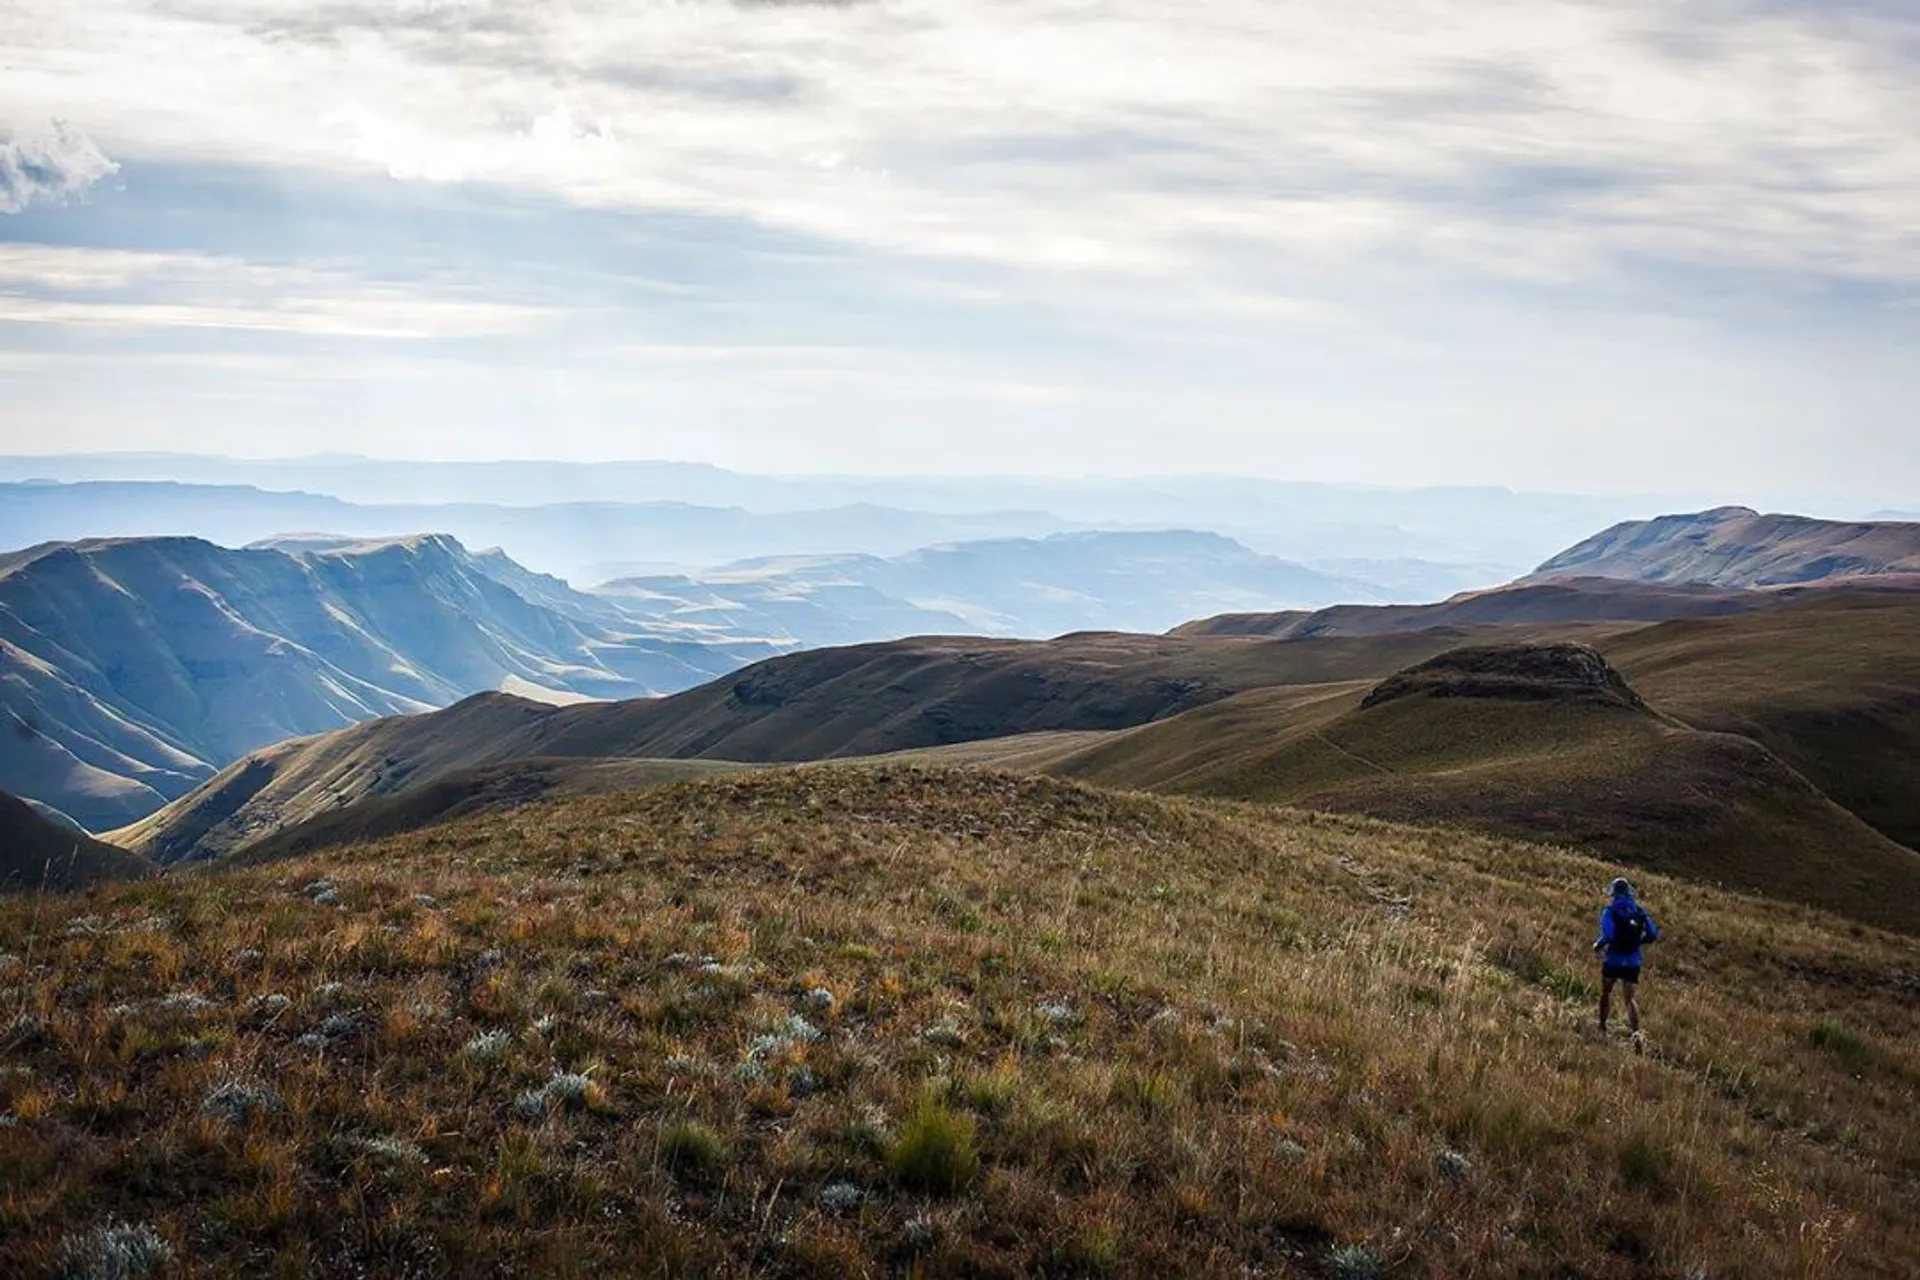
top-left (1, 767), bottom-right (1912, 1276)
top-left (1024, 643), bottom-right (1920, 932)
top-left (0, 789), bottom-right (154, 892)
top-left (109, 594), bottom-right (1920, 933)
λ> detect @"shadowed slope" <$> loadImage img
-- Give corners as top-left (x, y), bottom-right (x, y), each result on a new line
top-left (0, 789), bottom-right (154, 892)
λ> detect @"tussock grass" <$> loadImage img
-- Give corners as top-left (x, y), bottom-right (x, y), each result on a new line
top-left (0, 765), bottom-right (1913, 1276)
top-left (888, 1098), bottom-right (980, 1195)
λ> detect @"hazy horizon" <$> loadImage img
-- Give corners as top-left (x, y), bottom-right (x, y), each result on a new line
top-left (0, 448), bottom-right (1911, 512)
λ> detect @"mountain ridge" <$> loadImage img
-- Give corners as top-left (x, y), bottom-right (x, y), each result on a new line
top-left (0, 534), bottom-right (769, 830)
top-left (1529, 507), bottom-right (1920, 587)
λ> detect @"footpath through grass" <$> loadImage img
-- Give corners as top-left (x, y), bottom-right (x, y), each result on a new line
top-left (2, 767), bottom-right (1914, 1277)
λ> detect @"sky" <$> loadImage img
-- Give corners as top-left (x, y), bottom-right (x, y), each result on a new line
top-left (0, 0), bottom-right (1916, 498)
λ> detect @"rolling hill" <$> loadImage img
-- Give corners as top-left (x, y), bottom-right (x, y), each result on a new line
top-left (97, 566), bottom-right (1920, 933)
top-left (1530, 506), bottom-right (1920, 587)
top-left (1605, 591), bottom-right (1920, 852)
top-left (0, 535), bottom-right (774, 831)
top-left (112, 627), bottom-right (1497, 863)
top-left (1027, 640), bottom-right (1920, 930)
top-left (0, 788), bottom-right (154, 892)
top-left (3, 767), bottom-right (1914, 1275)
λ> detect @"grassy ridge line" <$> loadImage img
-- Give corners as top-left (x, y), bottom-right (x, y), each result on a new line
top-left (107, 624), bottom-right (1624, 865)
top-left (3, 767), bottom-right (1913, 1276)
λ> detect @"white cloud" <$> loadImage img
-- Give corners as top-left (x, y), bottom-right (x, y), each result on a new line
top-left (0, 244), bottom-right (546, 338)
top-left (0, 120), bottom-right (117, 213)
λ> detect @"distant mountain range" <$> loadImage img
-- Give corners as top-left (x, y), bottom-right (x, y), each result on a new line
top-left (0, 534), bottom-right (776, 830)
top-left (0, 480), bottom-right (1076, 584)
top-left (41, 452), bottom-right (1854, 584)
top-left (603, 530), bottom-right (1383, 644)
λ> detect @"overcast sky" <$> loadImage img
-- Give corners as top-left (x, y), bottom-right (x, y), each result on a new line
top-left (1, 0), bottom-right (1916, 498)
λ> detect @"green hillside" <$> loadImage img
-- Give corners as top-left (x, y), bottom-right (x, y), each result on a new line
top-left (2, 768), bottom-right (1912, 1277)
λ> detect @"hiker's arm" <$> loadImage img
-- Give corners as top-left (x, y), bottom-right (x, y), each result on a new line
top-left (1644, 914), bottom-right (1660, 943)
top-left (1594, 909), bottom-right (1611, 951)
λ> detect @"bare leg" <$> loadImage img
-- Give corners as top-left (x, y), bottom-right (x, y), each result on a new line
top-left (1598, 975), bottom-right (1615, 1032)
top-left (1624, 982), bottom-right (1640, 1034)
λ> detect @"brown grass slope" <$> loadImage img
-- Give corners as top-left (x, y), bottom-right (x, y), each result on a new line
top-left (228, 757), bottom-right (746, 867)
top-left (1034, 643), bottom-right (1920, 932)
top-left (0, 789), bottom-right (154, 892)
top-left (1530, 506), bottom-right (1920, 587)
top-left (2, 767), bottom-right (1913, 1277)
top-left (115, 628), bottom-right (1505, 863)
top-left (1604, 591), bottom-right (1920, 853)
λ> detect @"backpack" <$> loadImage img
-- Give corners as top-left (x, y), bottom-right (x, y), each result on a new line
top-left (1607, 902), bottom-right (1647, 954)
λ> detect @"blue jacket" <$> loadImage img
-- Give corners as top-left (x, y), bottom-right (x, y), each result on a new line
top-left (1597, 896), bottom-right (1659, 967)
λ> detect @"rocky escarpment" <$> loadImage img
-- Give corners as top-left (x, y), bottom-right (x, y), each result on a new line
top-left (1361, 642), bottom-right (1646, 711)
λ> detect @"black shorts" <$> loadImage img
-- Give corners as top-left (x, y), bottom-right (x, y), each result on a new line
top-left (1601, 962), bottom-right (1642, 984)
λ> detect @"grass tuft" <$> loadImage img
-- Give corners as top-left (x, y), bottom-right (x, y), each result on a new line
top-left (887, 1098), bottom-right (979, 1195)
top-left (658, 1119), bottom-right (731, 1182)
top-left (57, 1220), bottom-right (172, 1280)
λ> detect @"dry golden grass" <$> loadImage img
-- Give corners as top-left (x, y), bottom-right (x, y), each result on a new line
top-left (2, 767), bottom-right (1914, 1277)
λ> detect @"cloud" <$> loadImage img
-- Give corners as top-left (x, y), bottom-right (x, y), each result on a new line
top-left (0, 120), bottom-right (118, 214)
top-left (0, 244), bottom-right (547, 338)
top-left (9, 0), bottom-right (1912, 300)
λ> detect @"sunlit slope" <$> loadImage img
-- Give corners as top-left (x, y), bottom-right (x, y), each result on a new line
top-left (109, 693), bottom-right (568, 864)
top-left (4, 768), bottom-right (1912, 1276)
top-left (1532, 507), bottom-right (1920, 586)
